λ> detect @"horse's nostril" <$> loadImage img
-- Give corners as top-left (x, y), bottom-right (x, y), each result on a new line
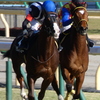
top-left (80, 27), bottom-right (84, 30)
top-left (86, 27), bottom-right (88, 30)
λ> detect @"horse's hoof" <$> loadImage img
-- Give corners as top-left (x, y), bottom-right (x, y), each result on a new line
top-left (64, 92), bottom-right (75, 100)
top-left (21, 93), bottom-right (28, 100)
top-left (64, 97), bottom-right (70, 100)
top-left (64, 95), bottom-right (70, 100)
top-left (58, 94), bottom-right (64, 100)
top-left (22, 95), bottom-right (28, 100)
top-left (70, 90), bottom-right (75, 95)
top-left (73, 94), bottom-right (80, 100)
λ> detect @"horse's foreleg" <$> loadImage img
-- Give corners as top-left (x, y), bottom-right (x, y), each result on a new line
top-left (20, 87), bottom-right (28, 100)
top-left (51, 74), bottom-right (64, 100)
top-left (13, 63), bottom-right (27, 100)
top-left (27, 75), bottom-right (35, 100)
top-left (17, 76), bottom-right (27, 100)
top-left (61, 67), bottom-right (74, 100)
top-left (73, 73), bottom-right (85, 99)
top-left (38, 76), bottom-right (54, 100)
top-left (61, 67), bottom-right (72, 90)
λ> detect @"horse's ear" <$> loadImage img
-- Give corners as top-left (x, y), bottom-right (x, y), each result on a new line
top-left (71, 2), bottom-right (77, 8)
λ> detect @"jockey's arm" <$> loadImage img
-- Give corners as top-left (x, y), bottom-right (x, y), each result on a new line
top-left (22, 14), bottom-right (34, 35)
top-left (22, 19), bottom-right (30, 30)
top-left (22, 19), bottom-right (31, 35)
top-left (22, 14), bottom-right (34, 30)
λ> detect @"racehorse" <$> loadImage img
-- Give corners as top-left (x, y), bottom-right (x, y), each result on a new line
top-left (59, 4), bottom-right (89, 100)
top-left (3, 11), bottom-right (64, 100)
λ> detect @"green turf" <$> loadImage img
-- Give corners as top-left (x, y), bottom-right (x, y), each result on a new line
top-left (88, 18), bottom-right (100, 35)
top-left (0, 88), bottom-right (100, 100)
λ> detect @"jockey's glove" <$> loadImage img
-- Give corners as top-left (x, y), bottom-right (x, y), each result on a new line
top-left (27, 23), bottom-right (31, 28)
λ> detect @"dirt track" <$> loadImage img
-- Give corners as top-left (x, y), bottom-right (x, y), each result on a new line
top-left (89, 34), bottom-right (100, 40)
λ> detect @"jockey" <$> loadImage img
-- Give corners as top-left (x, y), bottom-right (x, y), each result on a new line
top-left (58, 0), bottom-right (94, 51)
top-left (17, 0), bottom-right (56, 52)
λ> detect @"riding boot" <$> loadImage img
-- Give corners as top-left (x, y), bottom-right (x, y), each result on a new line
top-left (58, 29), bottom-right (71, 52)
top-left (18, 36), bottom-right (29, 51)
top-left (17, 29), bottom-right (39, 52)
top-left (86, 34), bottom-right (94, 47)
top-left (58, 33), bottom-right (65, 52)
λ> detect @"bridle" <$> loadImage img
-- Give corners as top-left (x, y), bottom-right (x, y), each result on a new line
top-left (72, 7), bottom-right (88, 35)
top-left (43, 12), bottom-right (58, 36)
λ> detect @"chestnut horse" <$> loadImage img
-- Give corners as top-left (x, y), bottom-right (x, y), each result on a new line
top-left (59, 5), bottom-right (89, 100)
top-left (3, 11), bottom-right (64, 100)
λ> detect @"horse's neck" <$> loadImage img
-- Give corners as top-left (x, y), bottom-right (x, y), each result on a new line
top-left (38, 31), bottom-right (55, 56)
top-left (70, 27), bottom-right (87, 51)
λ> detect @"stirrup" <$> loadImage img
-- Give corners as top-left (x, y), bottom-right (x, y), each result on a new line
top-left (58, 45), bottom-right (63, 52)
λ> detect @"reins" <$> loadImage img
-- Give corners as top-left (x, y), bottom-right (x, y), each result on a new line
top-left (31, 52), bottom-right (55, 63)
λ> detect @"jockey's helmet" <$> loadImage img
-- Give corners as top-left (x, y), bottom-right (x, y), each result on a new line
top-left (29, 2), bottom-right (43, 19)
top-left (72, 0), bottom-right (86, 6)
top-left (43, 0), bottom-right (56, 12)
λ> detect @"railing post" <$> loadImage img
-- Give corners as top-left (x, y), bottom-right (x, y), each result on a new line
top-left (6, 58), bottom-right (12, 100)
top-left (80, 90), bottom-right (86, 100)
top-left (59, 66), bottom-right (64, 97)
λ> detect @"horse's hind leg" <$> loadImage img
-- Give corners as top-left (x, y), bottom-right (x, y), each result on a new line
top-left (51, 74), bottom-right (64, 100)
top-left (12, 62), bottom-right (27, 99)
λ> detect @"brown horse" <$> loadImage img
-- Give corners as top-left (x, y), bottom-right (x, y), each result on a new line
top-left (3, 11), bottom-right (64, 100)
top-left (59, 5), bottom-right (89, 100)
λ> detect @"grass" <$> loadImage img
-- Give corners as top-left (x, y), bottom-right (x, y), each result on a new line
top-left (0, 87), bottom-right (100, 100)
top-left (88, 18), bottom-right (100, 35)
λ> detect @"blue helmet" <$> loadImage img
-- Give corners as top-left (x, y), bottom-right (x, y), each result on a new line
top-left (43, 0), bottom-right (56, 12)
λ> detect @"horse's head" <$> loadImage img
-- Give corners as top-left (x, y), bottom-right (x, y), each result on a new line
top-left (43, 11), bottom-right (60, 39)
top-left (72, 5), bottom-right (88, 36)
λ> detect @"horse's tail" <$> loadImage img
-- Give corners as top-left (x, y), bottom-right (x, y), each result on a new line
top-left (3, 50), bottom-right (11, 58)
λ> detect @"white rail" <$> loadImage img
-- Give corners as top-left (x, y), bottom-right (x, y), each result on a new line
top-left (89, 46), bottom-right (100, 55)
top-left (0, 14), bottom-right (10, 37)
top-left (0, 42), bottom-right (100, 54)
top-left (0, 42), bottom-right (12, 51)
top-left (0, 5), bottom-right (25, 37)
